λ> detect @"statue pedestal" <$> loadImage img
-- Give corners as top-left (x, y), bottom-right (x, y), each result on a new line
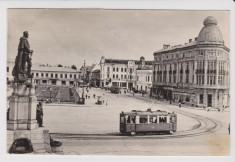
top-left (7, 84), bottom-right (38, 130)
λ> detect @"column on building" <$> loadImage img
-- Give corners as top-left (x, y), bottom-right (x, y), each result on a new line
top-left (215, 61), bottom-right (219, 85)
top-left (194, 60), bottom-right (197, 84)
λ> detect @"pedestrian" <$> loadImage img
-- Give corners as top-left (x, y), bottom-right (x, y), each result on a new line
top-left (85, 94), bottom-right (87, 99)
top-left (103, 98), bottom-right (105, 104)
top-left (93, 94), bottom-right (96, 99)
top-left (179, 102), bottom-right (181, 108)
top-left (228, 123), bottom-right (230, 135)
top-left (36, 102), bottom-right (43, 127)
top-left (133, 93), bottom-right (135, 97)
top-left (106, 100), bottom-right (108, 106)
top-left (46, 98), bottom-right (49, 104)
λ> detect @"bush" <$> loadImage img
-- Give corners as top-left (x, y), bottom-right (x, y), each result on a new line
top-left (9, 138), bottom-right (33, 154)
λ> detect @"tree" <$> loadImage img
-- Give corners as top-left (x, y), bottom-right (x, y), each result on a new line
top-left (71, 65), bottom-right (77, 70)
top-left (57, 64), bottom-right (63, 67)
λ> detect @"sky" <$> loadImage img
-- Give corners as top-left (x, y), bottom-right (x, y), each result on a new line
top-left (7, 9), bottom-right (230, 69)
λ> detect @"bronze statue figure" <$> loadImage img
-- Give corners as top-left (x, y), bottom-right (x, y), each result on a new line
top-left (12, 31), bottom-right (33, 82)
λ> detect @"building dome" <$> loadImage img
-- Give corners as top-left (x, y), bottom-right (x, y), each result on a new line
top-left (197, 16), bottom-right (224, 44)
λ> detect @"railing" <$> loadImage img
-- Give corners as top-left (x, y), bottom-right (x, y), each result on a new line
top-left (196, 69), bottom-right (205, 74)
top-left (185, 70), bottom-right (190, 74)
top-left (207, 70), bottom-right (216, 74)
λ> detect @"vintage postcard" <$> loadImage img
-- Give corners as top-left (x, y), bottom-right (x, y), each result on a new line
top-left (1, 1), bottom-right (234, 162)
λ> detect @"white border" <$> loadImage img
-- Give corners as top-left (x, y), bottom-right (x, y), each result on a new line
top-left (0, 0), bottom-right (234, 162)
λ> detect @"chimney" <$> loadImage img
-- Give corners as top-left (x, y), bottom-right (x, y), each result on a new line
top-left (163, 44), bottom-right (170, 49)
top-left (189, 39), bottom-right (192, 43)
top-left (195, 37), bottom-right (198, 41)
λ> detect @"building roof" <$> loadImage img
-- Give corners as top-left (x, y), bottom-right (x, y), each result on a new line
top-left (105, 59), bottom-right (153, 65)
top-left (154, 16), bottom-right (226, 55)
top-left (32, 64), bottom-right (78, 73)
top-left (154, 41), bottom-right (197, 54)
top-left (198, 16), bottom-right (224, 44)
top-left (137, 66), bottom-right (153, 70)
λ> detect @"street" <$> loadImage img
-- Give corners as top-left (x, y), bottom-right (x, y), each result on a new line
top-left (42, 88), bottom-right (230, 156)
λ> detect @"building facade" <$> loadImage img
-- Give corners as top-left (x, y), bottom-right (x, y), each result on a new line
top-left (7, 58), bottom-right (15, 83)
top-left (100, 56), bottom-right (153, 90)
top-left (32, 64), bottom-right (81, 87)
top-left (136, 56), bottom-right (153, 92)
top-left (152, 16), bottom-right (230, 108)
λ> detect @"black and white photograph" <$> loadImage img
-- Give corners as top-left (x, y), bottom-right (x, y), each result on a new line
top-left (1, 0), bottom-right (235, 161)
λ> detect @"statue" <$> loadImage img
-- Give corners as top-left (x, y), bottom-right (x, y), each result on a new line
top-left (12, 31), bottom-right (33, 83)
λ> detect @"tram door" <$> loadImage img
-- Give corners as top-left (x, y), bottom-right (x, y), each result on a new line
top-left (208, 94), bottom-right (212, 107)
top-left (126, 115), bottom-right (136, 133)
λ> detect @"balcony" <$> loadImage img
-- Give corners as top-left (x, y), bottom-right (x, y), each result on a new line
top-left (219, 70), bottom-right (225, 75)
top-left (207, 70), bottom-right (216, 74)
top-left (173, 70), bottom-right (177, 74)
top-left (196, 69), bottom-right (205, 74)
top-left (185, 70), bottom-right (190, 74)
top-left (180, 69), bottom-right (183, 74)
top-left (169, 70), bottom-right (172, 74)
top-left (163, 71), bottom-right (167, 75)
top-left (157, 71), bottom-right (162, 75)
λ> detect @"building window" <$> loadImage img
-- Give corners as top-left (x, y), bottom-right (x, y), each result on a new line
top-left (51, 73), bottom-right (53, 78)
top-left (69, 74), bottom-right (72, 78)
top-left (186, 74), bottom-right (189, 83)
top-left (121, 68), bottom-right (123, 72)
top-left (107, 67), bottom-right (110, 72)
top-left (200, 94), bottom-right (203, 104)
top-left (46, 73), bottom-right (48, 77)
top-left (55, 74), bottom-right (58, 78)
top-left (36, 73), bottom-right (39, 77)
top-left (113, 74), bottom-right (115, 79)
top-left (7, 67), bottom-right (9, 72)
top-left (65, 74), bottom-right (67, 78)
top-left (74, 75), bottom-right (76, 79)
top-left (41, 73), bottom-right (44, 77)
top-left (121, 75), bottom-right (123, 80)
top-left (124, 75), bottom-right (126, 79)
top-left (60, 74), bottom-right (63, 78)
top-left (116, 74), bottom-right (118, 79)
top-left (117, 67), bottom-right (119, 72)
top-left (125, 68), bottom-right (127, 72)
top-left (107, 74), bottom-right (110, 78)
top-left (113, 67), bottom-right (115, 72)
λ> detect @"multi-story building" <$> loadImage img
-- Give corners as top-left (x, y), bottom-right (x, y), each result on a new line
top-left (32, 64), bottom-right (81, 86)
top-left (136, 56), bottom-right (153, 92)
top-left (152, 16), bottom-right (230, 108)
top-left (100, 56), bottom-right (153, 90)
top-left (6, 58), bottom-right (15, 83)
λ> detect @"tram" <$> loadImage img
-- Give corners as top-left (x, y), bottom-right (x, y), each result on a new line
top-left (110, 86), bottom-right (121, 94)
top-left (120, 109), bottom-right (177, 135)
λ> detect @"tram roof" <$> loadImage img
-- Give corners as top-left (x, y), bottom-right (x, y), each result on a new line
top-left (122, 110), bottom-right (174, 116)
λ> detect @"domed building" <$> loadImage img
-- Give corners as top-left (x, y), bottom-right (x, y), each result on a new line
top-left (152, 16), bottom-right (230, 108)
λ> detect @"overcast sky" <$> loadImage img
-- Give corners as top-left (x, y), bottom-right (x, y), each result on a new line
top-left (7, 9), bottom-right (229, 68)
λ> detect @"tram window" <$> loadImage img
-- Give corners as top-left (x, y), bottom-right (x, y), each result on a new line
top-left (139, 116), bottom-right (147, 124)
top-left (126, 116), bottom-right (135, 124)
top-left (149, 116), bottom-right (157, 123)
top-left (120, 116), bottom-right (125, 123)
top-left (126, 116), bottom-right (131, 123)
top-left (131, 116), bottom-right (136, 123)
top-left (159, 116), bottom-right (167, 123)
top-left (170, 116), bottom-right (175, 123)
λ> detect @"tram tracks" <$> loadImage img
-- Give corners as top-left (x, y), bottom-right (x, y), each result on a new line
top-left (51, 110), bottom-right (222, 140)
top-left (50, 97), bottom-right (223, 141)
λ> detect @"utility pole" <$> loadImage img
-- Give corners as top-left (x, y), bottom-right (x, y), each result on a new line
top-left (83, 60), bottom-right (85, 95)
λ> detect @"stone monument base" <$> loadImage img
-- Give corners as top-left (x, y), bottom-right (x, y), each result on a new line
top-left (7, 128), bottom-right (51, 154)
